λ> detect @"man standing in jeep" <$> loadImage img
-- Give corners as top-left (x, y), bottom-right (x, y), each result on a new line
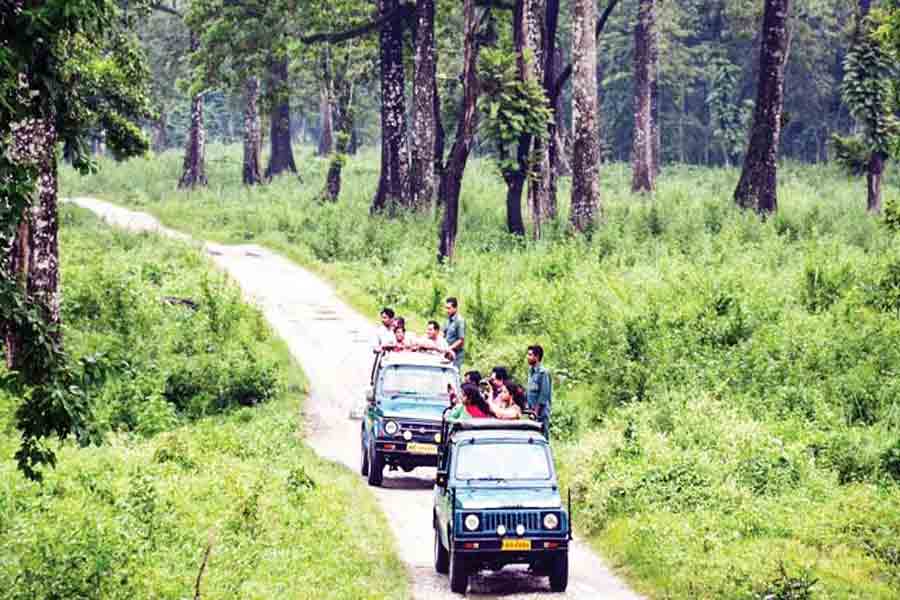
top-left (526, 345), bottom-right (552, 438)
top-left (444, 297), bottom-right (466, 370)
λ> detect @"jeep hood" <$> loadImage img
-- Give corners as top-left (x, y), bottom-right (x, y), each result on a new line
top-left (380, 396), bottom-right (448, 422)
top-left (454, 486), bottom-right (562, 510)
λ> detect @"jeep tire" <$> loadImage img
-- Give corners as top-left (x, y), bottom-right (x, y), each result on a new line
top-left (549, 552), bottom-right (568, 592)
top-left (360, 437), bottom-right (369, 476)
top-left (433, 522), bottom-right (449, 574)
top-left (449, 549), bottom-right (468, 594)
top-left (367, 443), bottom-right (384, 486)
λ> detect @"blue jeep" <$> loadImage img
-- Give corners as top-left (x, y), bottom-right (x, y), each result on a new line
top-left (432, 419), bottom-right (570, 594)
top-left (361, 350), bottom-right (460, 486)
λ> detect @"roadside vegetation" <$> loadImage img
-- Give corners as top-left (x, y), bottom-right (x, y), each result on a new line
top-left (0, 206), bottom-right (408, 600)
top-left (62, 145), bottom-right (900, 598)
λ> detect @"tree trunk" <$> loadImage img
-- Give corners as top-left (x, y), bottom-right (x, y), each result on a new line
top-left (544, 47), bottom-right (571, 192)
top-left (178, 33), bottom-right (207, 189)
top-left (265, 57), bottom-right (297, 179)
top-left (570, 0), bottom-right (600, 232)
top-left (733, 0), bottom-right (791, 214)
top-left (372, 0), bottom-right (411, 213)
top-left (4, 121), bottom-right (61, 370)
top-left (651, 16), bottom-right (661, 175)
top-left (525, 0), bottom-right (553, 237)
top-left (178, 90), bottom-right (207, 188)
top-left (324, 82), bottom-right (355, 202)
top-left (243, 77), bottom-right (263, 186)
top-left (412, 0), bottom-right (440, 209)
top-left (504, 169), bottom-right (527, 235)
top-left (632, 0), bottom-right (656, 193)
top-left (867, 151), bottom-right (885, 214)
top-left (152, 112), bottom-right (168, 152)
top-left (317, 84), bottom-right (334, 157)
top-left (505, 0), bottom-right (534, 237)
top-left (438, 0), bottom-right (480, 262)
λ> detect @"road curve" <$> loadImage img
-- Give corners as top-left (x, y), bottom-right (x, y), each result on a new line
top-left (69, 197), bottom-right (643, 600)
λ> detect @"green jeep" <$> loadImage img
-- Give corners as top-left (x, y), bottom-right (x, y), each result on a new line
top-left (432, 419), bottom-right (570, 594)
top-left (361, 350), bottom-right (460, 486)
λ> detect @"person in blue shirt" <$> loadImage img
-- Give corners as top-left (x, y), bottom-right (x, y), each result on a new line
top-left (525, 345), bottom-right (552, 438)
top-left (443, 297), bottom-right (466, 370)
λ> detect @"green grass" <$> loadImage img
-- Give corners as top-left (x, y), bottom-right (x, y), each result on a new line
top-left (0, 207), bottom-right (408, 599)
top-left (61, 145), bottom-right (900, 598)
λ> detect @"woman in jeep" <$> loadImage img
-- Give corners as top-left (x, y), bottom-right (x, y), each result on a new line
top-left (448, 383), bottom-right (492, 420)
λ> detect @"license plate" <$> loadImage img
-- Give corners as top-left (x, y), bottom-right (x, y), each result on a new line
top-left (406, 442), bottom-right (438, 455)
top-left (501, 539), bottom-right (532, 551)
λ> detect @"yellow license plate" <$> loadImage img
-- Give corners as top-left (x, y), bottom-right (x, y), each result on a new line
top-left (501, 539), bottom-right (532, 551)
top-left (406, 442), bottom-right (438, 455)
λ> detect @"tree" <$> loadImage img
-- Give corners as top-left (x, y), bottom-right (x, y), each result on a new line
top-left (371, 0), bottom-right (414, 212)
top-left (837, 2), bottom-right (899, 213)
top-left (265, 54), bottom-right (298, 178)
top-left (570, 0), bottom-right (601, 232)
top-left (632, 0), bottom-right (657, 193)
top-left (438, 0), bottom-right (483, 261)
top-left (733, 0), bottom-right (792, 214)
top-left (411, 0), bottom-right (442, 209)
top-left (2, 0), bottom-right (152, 479)
top-left (178, 31), bottom-right (208, 189)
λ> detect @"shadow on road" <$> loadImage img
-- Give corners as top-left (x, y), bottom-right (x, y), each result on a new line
top-left (380, 472), bottom-right (436, 491)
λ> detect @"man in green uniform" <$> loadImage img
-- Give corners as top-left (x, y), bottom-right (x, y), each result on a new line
top-left (526, 345), bottom-right (552, 438)
top-left (444, 297), bottom-right (466, 370)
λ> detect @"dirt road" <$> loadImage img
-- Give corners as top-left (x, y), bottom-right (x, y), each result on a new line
top-left (70, 197), bottom-right (643, 600)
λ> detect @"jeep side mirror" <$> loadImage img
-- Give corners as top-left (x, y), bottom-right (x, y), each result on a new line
top-left (435, 470), bottom-right (448, 488)
top-left (365, 387), bottom-right (375, 405)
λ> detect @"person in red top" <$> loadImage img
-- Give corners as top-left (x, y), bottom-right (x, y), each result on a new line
top-left (465, 384), bottom-right (492, 418)
top-left (450, 383), bottom-right (492, 419)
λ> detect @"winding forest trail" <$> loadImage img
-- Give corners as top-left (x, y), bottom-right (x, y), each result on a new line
top-left (70, 197), bottom-right (643, 600)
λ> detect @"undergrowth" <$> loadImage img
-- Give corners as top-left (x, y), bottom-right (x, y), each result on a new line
top-left (0, 207), bottom-right (408, 599)
top-left (61, 145), bottom-right (900, 598)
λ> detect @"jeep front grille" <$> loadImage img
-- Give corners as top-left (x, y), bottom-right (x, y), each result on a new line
top-left (480, 511), bottom-right (542, 532)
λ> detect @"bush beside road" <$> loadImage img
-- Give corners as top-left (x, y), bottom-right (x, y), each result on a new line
top-left (61, 146), bottom-right (900, 598)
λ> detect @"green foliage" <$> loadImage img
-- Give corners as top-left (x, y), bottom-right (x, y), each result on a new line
top-left (842, 16), bottom-right (900, 158)
top-left (478, 47), bottom-right (553, 176)
top-left (830, 133), bottom-right (870, 176)
top-left (0, 207), bottom-right (408, 598)
top-left (62, 148), bottom-right (900, 598)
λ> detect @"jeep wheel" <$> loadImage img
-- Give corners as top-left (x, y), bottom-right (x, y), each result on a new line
top-left (366, 443), bottom-right (384, 487)
top-left (360, 438), bottom-right (369, 476)
top-left (449, 550), bottom-right (468, 594)
top-left (549, 552), bottom-right (568, 592)
top-left (433, 522), bottom-right (449, 574)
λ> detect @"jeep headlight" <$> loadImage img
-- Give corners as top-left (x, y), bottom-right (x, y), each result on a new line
top-left (464, 514), bottom-right (480, 531)
top-left (384, 421), bottom-right (399, 436)
top-left (543, 513), bottom-right (559, 530)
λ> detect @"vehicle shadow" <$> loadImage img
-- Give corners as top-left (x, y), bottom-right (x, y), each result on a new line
top-left (380, 473), bottom-right (435, 491)
top-left (468, 565), bottom-right (551, 595)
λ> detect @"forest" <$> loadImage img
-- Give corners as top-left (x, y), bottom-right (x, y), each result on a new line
top-left (3, 0), bottom-right (900, 598)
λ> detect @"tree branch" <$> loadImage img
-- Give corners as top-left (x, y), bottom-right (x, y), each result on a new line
top-left (550, 0), bottom-right (620, 104)
top-left (300, 4), bottom-right (414, 44)
top-left (149, 1), bottom-right (182, 18)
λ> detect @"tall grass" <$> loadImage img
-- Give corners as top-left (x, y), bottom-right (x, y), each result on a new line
top-left (0, 207), bottom-right (408, 599)
top-left (62, 146), bottom-right (900, 598)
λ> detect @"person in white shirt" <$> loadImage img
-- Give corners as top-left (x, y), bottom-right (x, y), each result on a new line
top-left (372, 307), bottom-right (396, 353)
top-left (419, 320), bottom-right (455, 361)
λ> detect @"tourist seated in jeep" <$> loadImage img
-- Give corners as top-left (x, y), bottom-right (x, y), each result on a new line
top-left (447, 383), bottom-right (492, 420)
top-left (418, 320), bottom-right (456, 362)
top-left (432, 419), bottom-right (570, 593)
top-left (490, 379), bottom-right (523, 420)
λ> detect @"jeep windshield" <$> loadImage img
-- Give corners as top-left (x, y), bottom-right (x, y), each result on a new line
top-left (455, 442), bottom-right (552, 482)
top-left (380, 366), bottom-right (457, 398)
